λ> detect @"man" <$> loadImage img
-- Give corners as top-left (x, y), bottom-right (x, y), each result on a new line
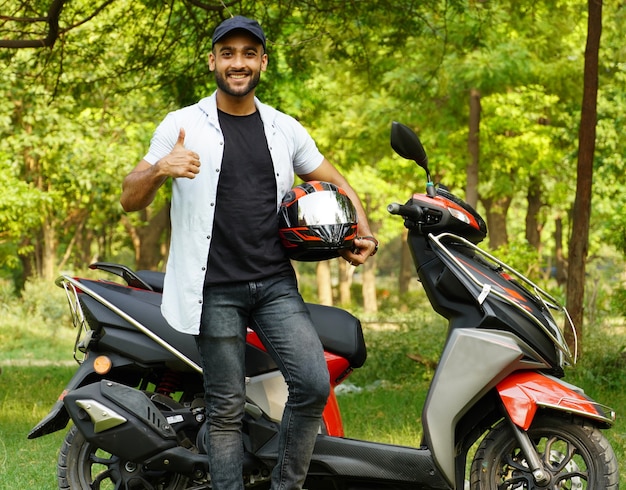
top-left (120, 15), bottom-right (377, 490)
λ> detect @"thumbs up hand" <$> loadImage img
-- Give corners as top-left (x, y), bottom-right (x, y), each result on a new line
top-left (156, 128), bottom-right (201, 179)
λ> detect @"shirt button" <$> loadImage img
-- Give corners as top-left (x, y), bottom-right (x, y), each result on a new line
top-left (210, 203), bottom-right (215, 207)
top-left (206, 235), bottom-right (211, 239)
top-left (198, 299), bottom-right (202, 304)
top-left (202, 267), bottom-right (206, 271)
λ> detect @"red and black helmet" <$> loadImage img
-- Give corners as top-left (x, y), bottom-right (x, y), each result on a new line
top-left (279, 181), bottom-right (358, 261)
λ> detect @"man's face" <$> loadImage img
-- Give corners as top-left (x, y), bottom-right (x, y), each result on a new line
top-left (209, 31), bottom-right (268, 98)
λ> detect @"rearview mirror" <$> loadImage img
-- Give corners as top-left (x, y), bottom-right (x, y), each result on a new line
top-left (390, 121), bottom-right (429, 171)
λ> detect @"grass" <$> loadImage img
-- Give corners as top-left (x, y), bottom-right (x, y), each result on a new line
top-left (0, 278), bottom-right (78, 488)
top-left (1, 277), bottom-right (625, 487)
top-left (0, 365), bottom-right (74, 489)
top-left (335, 319), bottom-right (440, 447)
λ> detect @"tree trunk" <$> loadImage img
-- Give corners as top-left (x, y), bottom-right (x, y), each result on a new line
top-left (316, 260), bottom-right (333, 306)
top-left (362, 257), bottom-right (377, 314)
top-left (137, 204), bottom-right (170, 270)
top-left (554, 216), bottom-right (567, 285)
top-left (359, 209), bottom-right (379, 312)
top-left (481, 195), bottom-right (512, 249)
top-left (338, 259), bottom-right (354, 305)
top-left (566, 0), bottom-right (602, 351)
top-left (466, 88), bottom-right (481, 209)
top-left (399, 228), bottom-right (414, 295)
top-left (17, 240), bottom-right (35, 291)
top-left (41, 215), bottom-right (57, 281)
top-left (122, 202), bottom-right (171, 271)
top-left (57, 216), bottom-right (87, 271)
top-left (525, 175), bottom-right (543, 249)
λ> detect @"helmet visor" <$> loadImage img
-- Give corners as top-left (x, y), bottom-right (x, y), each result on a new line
top-left (295, 191), bottom-right (358, 226)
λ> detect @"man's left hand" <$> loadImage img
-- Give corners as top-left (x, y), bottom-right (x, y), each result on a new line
top-left (341, 236), bottom-right (378, 266)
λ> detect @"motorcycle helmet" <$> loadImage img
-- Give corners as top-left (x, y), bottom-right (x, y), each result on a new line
top-left (279, 181), bottom-right (358, 261)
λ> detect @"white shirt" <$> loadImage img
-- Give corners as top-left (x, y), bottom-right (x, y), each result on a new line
top-left (143, 92), bottom-right (324, 334)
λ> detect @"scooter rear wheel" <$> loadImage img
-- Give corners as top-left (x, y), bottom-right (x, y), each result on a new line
top-left (57, 425), bottom-right (195, 490)
top-left (470, 415), bottom-right (618, 489)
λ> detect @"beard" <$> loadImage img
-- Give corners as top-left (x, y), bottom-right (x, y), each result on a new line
top-left (215, 69), bottom-right (261, 98)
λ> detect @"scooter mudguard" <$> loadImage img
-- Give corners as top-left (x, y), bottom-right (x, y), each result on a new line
top-left (28, 353), bottom-right (138, 439)
top-left (497, 371), bottom-right (615, 430)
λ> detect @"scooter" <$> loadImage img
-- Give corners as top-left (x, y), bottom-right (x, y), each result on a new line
top-left (30, 122), bottom-right (619, 489)
top-left (300, 122), bottom-right (619, 489)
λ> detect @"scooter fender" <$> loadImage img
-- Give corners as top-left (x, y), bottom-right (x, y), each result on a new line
top-left (28, 352), bottom-right (139, 439)
top-left (497, 371), bottom-right (615, 430)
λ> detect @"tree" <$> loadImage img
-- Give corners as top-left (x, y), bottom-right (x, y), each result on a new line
top-left (0, 0), bottom-right (68, 48)
top-left (467, 88), bottom-right (481, 209)
top-left (566, 0), bottom-right (602, 350)
top-left (0, 1), bottom-right (184, 282)
top-left (1, 0), bottom-right (624, 323)
top-left (122, 202), bottom-right (170, 271)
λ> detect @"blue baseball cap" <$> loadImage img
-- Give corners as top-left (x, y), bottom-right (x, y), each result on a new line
top-left (212, 16), bottom-right (266, 50)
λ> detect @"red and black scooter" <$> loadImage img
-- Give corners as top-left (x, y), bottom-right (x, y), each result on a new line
top-left (30, 122), bottom-right (619, 489)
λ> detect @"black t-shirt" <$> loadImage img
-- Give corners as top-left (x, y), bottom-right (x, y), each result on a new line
top-left (205, 110), bottom-right (292, 285)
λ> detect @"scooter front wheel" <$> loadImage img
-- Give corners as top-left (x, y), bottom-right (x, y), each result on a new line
top-left (470, 415), bottom-right (619, 490)
top-left (57, 425), bottom-right (195, 490)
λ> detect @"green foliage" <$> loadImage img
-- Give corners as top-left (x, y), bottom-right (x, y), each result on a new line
top-left (479, 86), bottom-right (572, 200)
top-left (1, 5), bottom-right (625, 483)
top-left (610, 288), bottom-right (626, 321)
top-left (490, 240), bottom-right (546, 278)
top-left (19, 279), bottom-right (69, 328)
top-left (569, 322), bottom-right (626, 391)
top-left (0, 0), bottom-right (625, 326)
top-left (0, 277), bottom-right (74, 362)
top-left (354, 319), bottom-right (447, 388)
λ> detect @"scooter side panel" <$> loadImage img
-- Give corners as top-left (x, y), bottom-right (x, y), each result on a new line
top-left (246, 371), bottom-right (289, 423)
top-left (422, 328), bottom-right (549, 486)
top-left (63, 380), bottom-right (179, 462)
top-left (245, 358), bottom-right (348, 437)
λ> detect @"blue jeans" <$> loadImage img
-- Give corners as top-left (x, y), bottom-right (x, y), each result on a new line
top-left (195, 273), bottom-right (330, 490)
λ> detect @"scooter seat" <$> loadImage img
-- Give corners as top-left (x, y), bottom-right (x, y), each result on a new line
top-left (305, 303), bottom-right (367, 369)
top-left (131, 271), bottom-right (366, 368)
top-left (136, 270), bottom-right (165, 292)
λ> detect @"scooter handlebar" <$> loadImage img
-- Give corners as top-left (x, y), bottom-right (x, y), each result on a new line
top-left (387, 202), bottom-right (423, 221)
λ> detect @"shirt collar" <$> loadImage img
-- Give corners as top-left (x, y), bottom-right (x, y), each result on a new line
top-left (198, 92), bottom-right (277, 128)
